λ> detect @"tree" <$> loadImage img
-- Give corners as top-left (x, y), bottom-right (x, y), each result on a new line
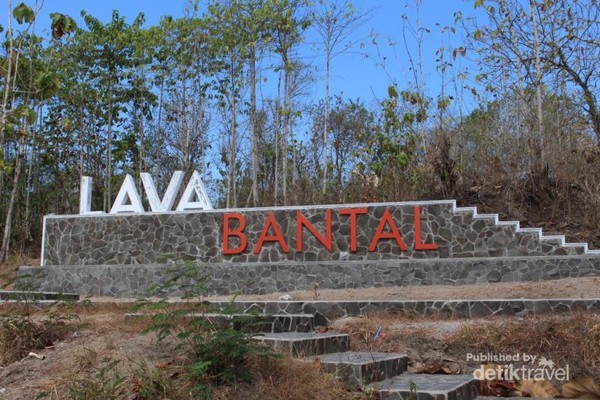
top-left (77, 10), bottom-right (147, 211)
top-left (0, 2), bottom-right (75, 262)
top-left (311, 0), bottom-right (367, 195)
top-left (311, 96), bottom-right (374, 201)
top-left (270, 0), bottom-right (310, 205)
top-left (149, 14), bottom-right (211, 187)
top-left (468, 0), bottom-right (600, 146)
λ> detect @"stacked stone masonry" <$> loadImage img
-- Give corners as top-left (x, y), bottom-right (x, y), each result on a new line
top-left (18, 255), bottom-right (600, 297)
top-left (20, 200), bottom-right (600, 296)
top-left (41, 201), bottom-right (594, 266)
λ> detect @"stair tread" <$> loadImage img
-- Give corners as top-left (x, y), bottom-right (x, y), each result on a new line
top-left (253, 331), bottom-right (347, 340)
top-left (370, 373), bottom-right (476, 392)
top-left (124, 312), bottom-right (314, 318)
top-left (317, 351), bottom-right (408, 364)
top-left (198, 313), bottom-right (314, 318)
top-left (0, 290), bottom-right (79, 300)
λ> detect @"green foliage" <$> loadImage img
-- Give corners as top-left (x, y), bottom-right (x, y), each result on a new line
top-left (64, 358), bottom-right (128, 400)
top-left (134, 261), bottom-right (269, 394)
top-left (13, 3), bottom-right (35, 24)
top-left (49, 13), bottom-right (77, 39)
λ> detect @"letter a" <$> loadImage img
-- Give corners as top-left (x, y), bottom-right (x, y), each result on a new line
top-left (176, 171), bottom-right (213, 211)
top-left (110, 174), bottom-right (145, 214)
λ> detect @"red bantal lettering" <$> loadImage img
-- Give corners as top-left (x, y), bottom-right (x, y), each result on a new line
top-left (254, 212), bottom-right (290, 254)
top-left (340, 208), bottom-right (368, 252)
top-left (296, 210), bottom-right (332, 252)
top-left (413, 205), bottom-right (438, 251)
top-left (222, 213), bottom-right (247, 255)
top-left (369, 208), bottom-right (408, 251)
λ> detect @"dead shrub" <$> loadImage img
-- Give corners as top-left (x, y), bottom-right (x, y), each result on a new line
top-left (447, 312), bottom-right (600, 381)
top-left (217, 354), bottom-right (359, 400)
top-left (0, 313), bottom-right (71, 365)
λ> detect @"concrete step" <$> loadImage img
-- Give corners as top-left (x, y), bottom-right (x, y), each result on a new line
top-left (0, 299), bottom-right (66, 308)
top-left (210, 297), bottom-right (600, 321)
top-left (124, 312), bottom-right (317, 333)
top-left (316, 351), bottom-right (408, 388)
top-left (190, 312), bottom-right (317, 333)
top-left (369, 373), bottom-right (479, 400)
top-left (252, 331), bottom-right (349, 357)
top-left (0, 290), bottom-right (79, 301)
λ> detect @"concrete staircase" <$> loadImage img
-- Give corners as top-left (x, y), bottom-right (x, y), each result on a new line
top-left (124, 307), bottom-right (479, 398)
top-left (249, 313), bottom-right (479, 399)
top-left (213, 310), bottom-right (480, 399)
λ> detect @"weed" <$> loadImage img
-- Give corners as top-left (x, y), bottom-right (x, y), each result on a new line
top-left (0, 293), bottom-right (79, 366)
top-left (65, 358), bottom-right (128, 400)
top-left (134, 260), bottom-right (270, 395)
top-left (408, 380), bottom-right (419, 400)
top-left (313, 282), bottom-right (321, 301)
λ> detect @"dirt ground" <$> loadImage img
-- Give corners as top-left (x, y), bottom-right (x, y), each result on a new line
top-left (2, 277), bottom-right (600, 399)
top-left (191, 276), bottom-right (600, 302)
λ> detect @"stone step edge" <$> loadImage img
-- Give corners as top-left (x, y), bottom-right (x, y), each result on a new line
top-left (367, 373), bottom-right (479, 400)
top-left (0, 299), bottom-right (69, 307)
top-left (252, 332), bottom-right (349, 340)
top-left (124, 312), bottom-right (315, 320)
top-left (207, 298), bottom-right (600, 319)
top-left (251, 331), bottom-right (350, 356)
top-left (311, 351), bottom-right (410, 387)
top-left (453, 204), bottom-right (596, 254)
top-left (312, 350), bottom-right (409, 362)
top-left (0, 290), bottom-right (79, 300)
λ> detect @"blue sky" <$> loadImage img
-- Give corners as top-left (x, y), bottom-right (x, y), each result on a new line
top-left (2, 0), bottom-right (484, 108)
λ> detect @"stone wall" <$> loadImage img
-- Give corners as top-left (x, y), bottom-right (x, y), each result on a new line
top-left (19, 255), bottom-right (600, 297)
top-left (206, 298), bottom-right (600, 320)
top-left (27, 200), bottom-right (600, 297)
top-left (41, 201), bottom-right (584, 266)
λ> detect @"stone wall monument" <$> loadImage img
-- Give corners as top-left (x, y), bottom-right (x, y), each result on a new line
top-left (18, 172), bottom-right (600, 297)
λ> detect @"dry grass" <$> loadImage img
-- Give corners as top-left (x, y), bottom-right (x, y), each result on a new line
top-left (39, 335), bottom-right (363, 399)
top-left (0, 313), bottom-right (73, 366)
top-left (336, 311), bottom-right (600, 383)
top-left (334, 313), bottom-right (465, 353)
top-left (212, 355), bottom-right (363, 400)
top-left (13, 302), bottom-right (365, 400)
top-left (446, 311), bottom-right (600, 381)
top-left (0, 254), bottom-right (38, 289)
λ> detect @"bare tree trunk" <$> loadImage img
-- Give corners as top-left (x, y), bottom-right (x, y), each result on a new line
top-left (249, 48), bottom-right (259, 206)
top-left (138, 67), bottom-right (146, 179)
top-left (530, 0), bottom-right (545, 177)
top-left (227, 61), bottom-right (237, 209)
top-left (0, 130), bottom-right (26, 262)
top-left (104, 93), bottom-right (113, 212)
top-left (0, 0), bottom-right (15, 208)
top-left (322, 52), bottom-right (330, 195)
top-left (282, 61), bottom-right (290, 205)
top-left (23, 104), bottom-right (42, 243)
top-left (274, 75), bottom-right (281, 205)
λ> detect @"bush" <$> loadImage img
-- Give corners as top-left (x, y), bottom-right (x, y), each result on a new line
top-left (133, 261), bottom-right (270, 396)
top-left (0, 299), bottom-right (78, 366)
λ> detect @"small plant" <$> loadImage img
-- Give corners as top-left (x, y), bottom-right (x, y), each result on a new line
top-left (313, 282), bottom-right (321, 301)
top-left (408, 380), bottom-right (419, 400)
top-left (65, 358), bottom-right (128, 400)
top-left (0, 276), bottom-right (79, 366)
top-left (134, 260), bottom-right (270, 396)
